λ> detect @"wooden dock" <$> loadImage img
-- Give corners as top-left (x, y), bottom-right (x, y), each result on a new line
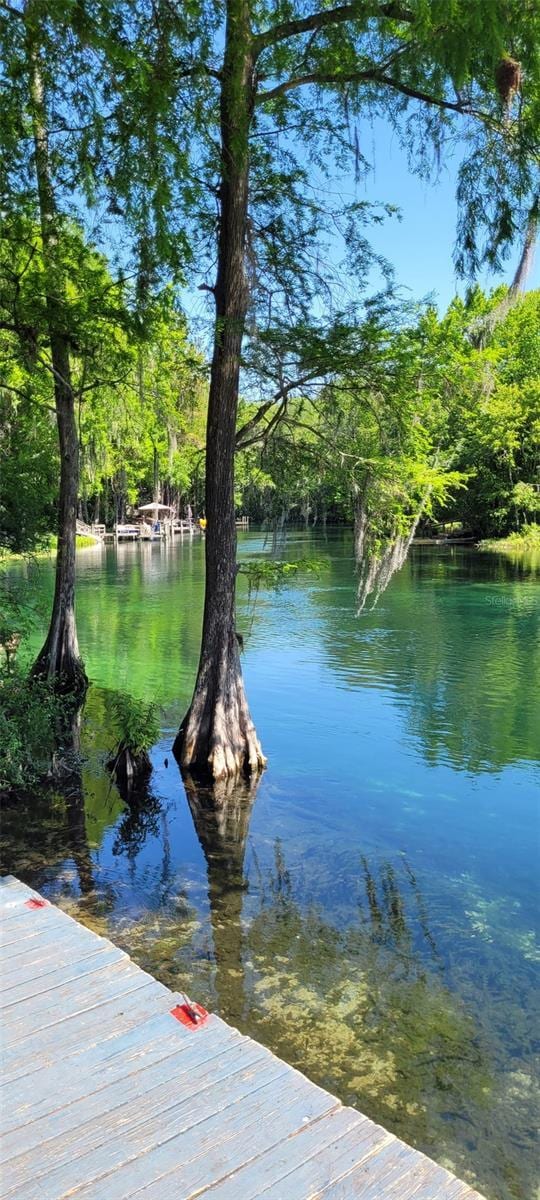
top-left (0, 875), bottom-right (485, 1200)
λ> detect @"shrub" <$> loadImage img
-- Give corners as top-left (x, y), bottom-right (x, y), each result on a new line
top-left (110, 693), bottom-right (161, 757)
top-left (106, 692), bottom-right (161, 796)
top-left (0, 673), bottom-right (62, 793)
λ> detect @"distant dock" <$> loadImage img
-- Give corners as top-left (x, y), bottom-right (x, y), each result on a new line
top-left (0, 875), bottom-right (485, 1200)
top-left (77, 517), bottom-right (249, 543)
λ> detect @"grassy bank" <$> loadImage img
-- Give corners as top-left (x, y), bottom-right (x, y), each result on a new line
top-left (479, 524), bottom-right (540, 552)
top-left (1, 534), bottom-right (101, 563)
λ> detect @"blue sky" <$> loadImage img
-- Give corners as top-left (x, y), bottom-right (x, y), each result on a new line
top-left (347, 117), bottom-right (538, 311)
top-left (181, 114), bottom-right (538, 337)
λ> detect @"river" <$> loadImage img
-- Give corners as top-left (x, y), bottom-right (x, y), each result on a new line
top-left (2, 531), bottom-right (539, 1200)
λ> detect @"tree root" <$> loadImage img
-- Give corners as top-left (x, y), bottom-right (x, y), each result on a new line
top-left (174, 640), bottom-right (266, 782)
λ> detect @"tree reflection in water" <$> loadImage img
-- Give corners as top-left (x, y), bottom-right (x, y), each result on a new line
top-left (182, 772), bottom-right (258, 1026)
top-left (179, 775), bottom-right (516, 1199)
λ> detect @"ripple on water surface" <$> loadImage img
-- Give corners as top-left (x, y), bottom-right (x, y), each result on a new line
top-left (3, 533), bottom-right (539, 1200)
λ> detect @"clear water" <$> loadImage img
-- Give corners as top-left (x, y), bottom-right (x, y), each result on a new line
top-left (2, 532), bottom-right (539, 1200)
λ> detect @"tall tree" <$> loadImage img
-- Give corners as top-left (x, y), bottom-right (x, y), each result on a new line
top-left (19, 9), bottom-right (85, 686)
top-left (7, 1), bottom-right (537, 763)
top-left (166, 0), bottom-right (538, 779)
top-left (1, 2), bottom-right (103, 687)
top-left (1, 1), bottom-right (157, 687)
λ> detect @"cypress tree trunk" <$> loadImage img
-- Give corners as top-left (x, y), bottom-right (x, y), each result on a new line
top-left (33, 333), bottom-right (85, 689)
top-left (174, 0), bottom-right (265, 781)
top-left (26, 13), bottom-right (86, 692)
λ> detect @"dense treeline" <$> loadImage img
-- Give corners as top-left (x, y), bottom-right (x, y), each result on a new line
top-left (0, 219), bottom-right (207, 552)
top-left (2, 252), bottom-right (538, 549)
top-left (236, 288), bottom-right (540, 540)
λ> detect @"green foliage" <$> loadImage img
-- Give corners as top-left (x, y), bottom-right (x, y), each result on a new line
top-left (1, 0), bottom-right (538, 637)
top-left (0, 672), bottom-right (63, 793)
top-left (109, 691), bottom-right (161, 756)
top-left (238, 557), bottom-right (324, 596)
top-left (479, 523), bottom-right (540, 552)
top-left (441, 290), bottom-right (540, 536)
top-left (236, 288), bottom-right (539, 546)
top-left (0, 579), bottom-right (41, 673)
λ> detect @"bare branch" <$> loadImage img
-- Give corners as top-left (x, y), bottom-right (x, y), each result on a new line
top-left (253, 3), bottom-right (413, 57)
top-left (256, 67), bottom-right (485, 120)
top-left (235, 368), bottom-right (323, 448)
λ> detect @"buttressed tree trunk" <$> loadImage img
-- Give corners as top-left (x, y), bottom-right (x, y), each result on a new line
top-left (26, 13), bottom-right (86, 693)
top-left (174, 0), bottom-right (265, 781)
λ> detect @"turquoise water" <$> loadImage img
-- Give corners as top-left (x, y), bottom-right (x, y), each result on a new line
top-left (2, 532), bottom-right (539, 1200)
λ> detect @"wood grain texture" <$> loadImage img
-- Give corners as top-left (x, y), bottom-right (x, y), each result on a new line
top-left (0, 877), bottom-right (486, 1200)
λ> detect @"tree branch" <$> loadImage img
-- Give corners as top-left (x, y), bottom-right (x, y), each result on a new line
top-left (0, 381), bottom-right (56, 414)
top-left (237, 400), bottom-right (289, 451)
top-left (253, 2), bottom-right (413, 56)
top-left (235, 368), bottom-right (322, 448)
top-left (257, 67), bottom-right (482, 118)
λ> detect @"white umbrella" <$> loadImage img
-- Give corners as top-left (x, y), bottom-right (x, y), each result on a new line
top-left (137, 503), bottom-right (173, 513)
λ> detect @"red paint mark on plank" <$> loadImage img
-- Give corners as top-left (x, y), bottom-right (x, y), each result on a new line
top-left (24, 898), bottom-right (49, 909)
top-left (170, 1001), bottom-right (209, 1029)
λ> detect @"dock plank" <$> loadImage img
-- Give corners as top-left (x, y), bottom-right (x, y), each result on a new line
top-left (318, 1142), bottom-right (474, 1199)
top-left (2, 959), bottom-right (158, 1045)
top-left (0, 935), bottom-right (120, 991)
top-left (7, 1056), bottom-right (288, 1200)
top-left (1, 944), bottom-right (126, 1007)
top-left (0, 878), bottom-right (486, 1200)
top-left (0, 905), bottom-right (71, 947)
top-left (70, 1066), bottom-right (339, 1200)
top-left (2, 1013), bottom-right (238, 1135)
top-left (3, 1010), bottom-right (236, 1127)
top-left (189, 1108), bottom-right (378, 1200)
top-left (1, 1024), bottom-right (252, 1165)
top-left (0, 919), bottom-right (101, 966)
top-left (1, 980), bottom-right (175, 1083)
top-left (134, 1109), bottom-right (374, 1200)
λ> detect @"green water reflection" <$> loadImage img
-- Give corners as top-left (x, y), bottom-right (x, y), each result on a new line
top-left (2, 533), bottom-right (539, 1200)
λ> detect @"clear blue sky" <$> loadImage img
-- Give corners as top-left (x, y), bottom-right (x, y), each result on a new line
top-left (180, 112), bottom-right (537, 334)
top-left (346, 117), bottom-right (538, 311)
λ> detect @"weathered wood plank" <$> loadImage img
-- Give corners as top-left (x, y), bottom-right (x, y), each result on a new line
top-left (6, 1055), bottom-right (288, 1200)
top-left (190, 1107), bottom-right (374, 1200)
top-left (2, 959), bottom-right (155, 1045)
top-left (0, 920), bottom-right (98, 966)
top-left (0, 934), bottom-right (118, 990)
top-left (0, 944), bottom-right (125, 1007)
top-left (0, 879), bottom-right (486, 1200)
top-left (70, 1065), bottom-right (340, 1200)
top-left (1, 1020), bottom-right (242, 1164)
top-left (317, 1142), bottom-right (483, 1199)
top-left (314, 1139), bottom-right (429, 1198)
top-left (0, 905), bottom-right (70, 946)
top-left (0, 876), bottom-right (42, 908)
top-left (127, 1099), bottom-right (357, 1200)
top-left (1, 979), bottom-right (175, 1083)
top-left (3, 1012), bottom-right (238, 1134)
top-left (219, 1121), bottom-right (397, 1200)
